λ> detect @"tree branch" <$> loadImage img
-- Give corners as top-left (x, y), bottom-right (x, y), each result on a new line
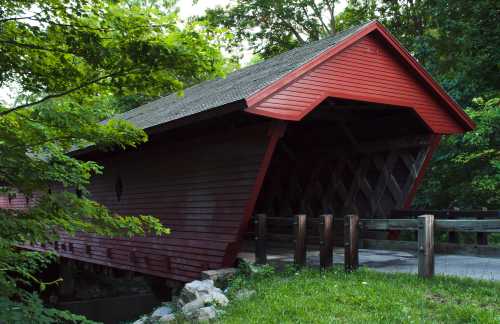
top-left (280, 20), bottom-right (306, 44)
top-left (0, 39), bottom-right (75, 55)
top-left (0, 71), bottom-right (130, 117)
top-left (325, 0), bottom-right (336, 34)
top-left (310, 2), bottom-right (331, 35)
top-left (0, 16), bottom-right (36, 23)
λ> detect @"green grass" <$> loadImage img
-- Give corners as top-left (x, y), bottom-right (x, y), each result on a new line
top-left (219, 266), bottom-right (500, 324)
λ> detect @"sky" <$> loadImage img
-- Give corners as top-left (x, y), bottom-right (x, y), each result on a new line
top-left (1, 0), bottom-right (348, 106)
top-left (177, 0), bottom-right (232, 19)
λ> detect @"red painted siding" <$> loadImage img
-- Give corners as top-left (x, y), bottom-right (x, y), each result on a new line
top-left (0, 191), bottom-right (37, 210)
top-left (246, 33), bottom-right (465, 134)
top-left (21, 121), bottom-right (272, 282)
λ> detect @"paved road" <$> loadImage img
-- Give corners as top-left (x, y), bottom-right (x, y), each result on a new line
top-left (350, 249), bottom-right (500, 281)
top-left (240, 249), bottom-right (500, 281)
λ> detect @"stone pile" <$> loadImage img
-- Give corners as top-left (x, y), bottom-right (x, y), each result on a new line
top-left (134, 268), bottom-right (239, 323)
top-left (176, 279), bottom-right (229, 321)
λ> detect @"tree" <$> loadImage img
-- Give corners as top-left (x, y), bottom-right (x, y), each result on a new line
top-left (203, 0), bottom-right (341, 59)
top-left (0, 0), bottom-right (227, 322)
top-left (414, 97), bottom-right (500, 210)
top-left (0, 0), bottom-right (227, 111)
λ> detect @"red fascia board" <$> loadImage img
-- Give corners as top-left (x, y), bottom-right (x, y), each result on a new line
top-left (245, 21), bottom-right (475, 132)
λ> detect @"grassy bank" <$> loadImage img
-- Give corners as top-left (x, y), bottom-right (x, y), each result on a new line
top-left (220, 266), bottom-right (500, 324)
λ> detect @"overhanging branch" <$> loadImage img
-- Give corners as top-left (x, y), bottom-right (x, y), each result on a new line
top-left (0, 70), bottom-right (131, 117)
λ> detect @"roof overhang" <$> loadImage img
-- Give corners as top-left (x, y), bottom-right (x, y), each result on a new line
top-left (244, 21), bottom-right (475, 133)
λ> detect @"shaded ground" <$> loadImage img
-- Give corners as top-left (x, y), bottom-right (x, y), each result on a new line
top-left (238, 248), bottom-right (500, 281)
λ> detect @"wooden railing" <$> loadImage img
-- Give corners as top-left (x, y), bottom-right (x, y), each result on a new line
top-left (391, 209), bottom-right (500, 245)
top-left (347, 214), bottom-right (500, 278)
top-left (253, 213), bottom-right (500, 278)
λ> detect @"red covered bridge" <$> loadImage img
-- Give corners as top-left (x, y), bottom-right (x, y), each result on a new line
top-left (3, 21), bottom-right (473, 283)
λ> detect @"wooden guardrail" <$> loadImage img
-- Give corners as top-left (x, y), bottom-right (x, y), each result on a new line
top-left (391, 208), bottom-right (499, 245)
top-left (253, 213), bottom-right (500, 278)
top-left (347, 215), bottom-right (500, 278)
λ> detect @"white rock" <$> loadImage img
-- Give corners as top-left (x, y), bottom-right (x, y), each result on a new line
top-left (185, 279), bottom-right (214, 294)
top-left (151, 305), bottom-right (173, 318)
top-left (181, 298), bottom-right (205, 315)
top-left (159, 313), bottom-right (176, 323)
top-left (205, 290), bottom-right (229, 306)
top-left (132, 317), bottom-right (146, 324)
top-left (196, 306), bottom-right (217, 321)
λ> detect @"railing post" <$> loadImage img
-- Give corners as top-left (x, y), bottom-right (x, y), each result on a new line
top-left (418, 214), bottom-right (435, 278)
top-left (254, 213), bottom-right (267, 265)
top-left (344, 214), bottom-right (359, 272)
top-left (294, 214), bottom-right (307, 267)
top-left (477, 207), bottom-right (489, 245)
top-left (319, 214), bottom-right (333, 268)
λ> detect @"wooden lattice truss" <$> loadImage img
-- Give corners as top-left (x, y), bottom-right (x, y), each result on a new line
top-left (256, 135), bottom-right (433, 220)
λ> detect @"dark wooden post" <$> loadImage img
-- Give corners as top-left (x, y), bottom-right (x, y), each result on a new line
top-left (294, 214), bottom-right (307, 267)
top-left (477, 207), bottom-right (489, 245)
top-left (417, 214), bottom-right (434, 278)
top-left (319, 214), bottom-right (333, 268)
top-left (254, 213), bottom-right (267, 264)
top-left (344, 214), bottom-right (359, 272)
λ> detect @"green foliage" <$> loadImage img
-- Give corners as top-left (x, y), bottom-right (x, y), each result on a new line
top-left (0, 0), bottom-right (228, 322)
top-left (415, 97), bottom-right (500, 209)
top-left (0, 0), bottom-right (227, 106)
top-left (202, 0), bottom-right (340, 59)
top-left (0, 293), bottom-right (97, 324)
top-left (222, 267), bottom-right (500, 323)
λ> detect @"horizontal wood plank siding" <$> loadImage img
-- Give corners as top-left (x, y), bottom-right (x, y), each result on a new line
top-left (247, 33), bottom-right (463, 134)
top-left (17, 121), bottom-right (271, 282)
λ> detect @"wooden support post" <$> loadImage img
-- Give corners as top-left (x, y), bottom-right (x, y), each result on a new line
top-left (294, 214), bottom-right (307, 267)
top-left (418, 214), bottom-right (435, 278)
top-left (344, 214), bottom-right (359, 272)
top-left (477, 207), bottom-right (489, 245)
top-left (319, 214), bottom-right (333, 268)
top-left (255, 213), bottom-right (267, 265)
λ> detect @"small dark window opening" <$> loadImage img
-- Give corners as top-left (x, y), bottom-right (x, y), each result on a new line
top-left (115, 176), bottom-right (123, 202)
top-left (25, 196), bottom-right (29, 206)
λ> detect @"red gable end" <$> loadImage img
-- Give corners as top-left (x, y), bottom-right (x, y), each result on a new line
top-left (245, 21), bottom-right (474, 134)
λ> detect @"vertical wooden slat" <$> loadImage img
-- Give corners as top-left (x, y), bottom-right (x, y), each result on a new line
top-left (255, 213), bottom-right (267, 265)
top-left (344, 214), bottom-right (359, 272)
top-left (319, 214), bottom-right (333, 268)
top-left (477, 207), bottom-right (489, 245)
top-left (418, 214), bottom-right (434, 278)
top-left (294, 214), bottom-right (307, 266)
